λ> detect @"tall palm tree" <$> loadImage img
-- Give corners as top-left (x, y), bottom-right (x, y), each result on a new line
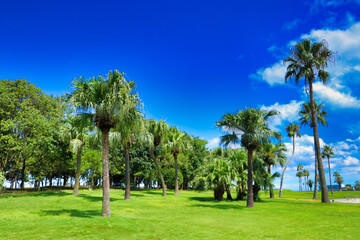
top-left (333, 172), bottom-right (343, 191)
top-left (145, 119), bottom-right (169, 197)
top-left (322, 145), bottom-right (335, 195)
top-left (299, 101), bottom-right (328, 199)
top-left (59, 115), bottom-right (93, 195)
top-left (165, 127), bottom-right (192, 196)
top-left (260, 143), bottom-right (287, 198)
top-left (279, 124), bottom-right (301, 197)
top-left (70, 70), bottom-right (140, 217)
top-left (216, 108), bottom-right (280, 208)
top-left (296, 164), bottom-right (304, 191)
top-left (284, 39), bottom-right (335, 203)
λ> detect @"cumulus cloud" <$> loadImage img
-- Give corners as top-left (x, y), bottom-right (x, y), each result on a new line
top-left (206, 137), bottom-right (220, 149)
top-left (343, 156), bottom-right (360, 165)
top-left (312, 82), bottom-right (360, 108)
top-left (260, 100), bottom-right (304, 130)
top-left (250, 61), bottom-right (287, 86)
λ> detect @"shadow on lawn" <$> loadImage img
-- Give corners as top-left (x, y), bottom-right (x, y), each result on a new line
top-left (0, 190), bottom-right (72, 199)
top-left (77, 194), bottom-right (121, 202)
top-left (191, 203), bottom-right (245, 210)
top-left (41, 209), bottom-right (100, 218)
top-left (189, 196), bottom-right (219, 202)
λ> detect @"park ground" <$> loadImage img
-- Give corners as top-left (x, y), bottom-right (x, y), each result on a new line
top-left (1, 189), bottom-right (359, 239)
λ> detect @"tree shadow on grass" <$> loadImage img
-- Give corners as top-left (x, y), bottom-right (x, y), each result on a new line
top-left (0, 191), bottom-right (72, 199)
top-left (77, 194), bottom-right (120, 202)
top-left (189, 196), bottom-right (219, 202)
top-left (191, 203), bottom-right (246, 210)
top-left (41, 209), bottom-right (101, 218)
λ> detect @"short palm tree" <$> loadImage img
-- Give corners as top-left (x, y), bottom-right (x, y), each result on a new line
top-left (259, 143), bottom-right (287, 198)
top-left (322, 145), bottom-right (335, 195)
top-left (307, 179), bottom-right (314, 191)
top-left (333, 172), bottom-right (343, 191)
top-left (279, 124), bottom-right (301, 197)
top-left (299, 102), bottom-right (328, 127)
top-left (164, 127), bottom-right (192, 196)
top-left (145, 119), bottom-right (169, 197)
top-left (284, 39), bottom-right (335, 203)
top-left (216, 108), bottom-right (280, 208)
top-left (296, 164), bottom-right (304, 191)
top-left (302, 169), bottom-right (310, 191)
top-left (70, 70), bottom-right (140, 217)
top-left (59, 115), bottom-right (93, 195)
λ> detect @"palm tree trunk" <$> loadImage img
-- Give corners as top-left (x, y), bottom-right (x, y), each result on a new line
top-left (313, 155), bottom-right (318, 199)
top-left (174, 153), bottom-right (179, 196)
top-left (101, 128), bottom-right (111, 217)
top-left (279, 136), bottom-right (295, 197)
top-left (246, 149), bottom-right (254, 208)
top-left (124, 146), bottom-right (131, 200)
top-left (268, 165), bottom-right (274, 199)
top-left (151, 148), bottom-right (166, 196)
top-left (226, 186), bottom-right (233, 201)
top-left (309, 81), bottom-right (330, 203)
top-left (328, 157), bottom-right (333, 195)
top-left (73, 144), bottom-right (84, 195)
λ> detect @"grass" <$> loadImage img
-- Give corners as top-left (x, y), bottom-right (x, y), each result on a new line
top-left (1, 189), bottom-right (360, 239)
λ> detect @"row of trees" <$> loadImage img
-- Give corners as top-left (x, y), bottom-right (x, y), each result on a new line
top-left (1, 38), bottom-right (343, 216)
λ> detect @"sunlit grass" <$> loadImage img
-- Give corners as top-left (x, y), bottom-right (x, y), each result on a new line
top-left (1, 189), bottom-right (359, 239)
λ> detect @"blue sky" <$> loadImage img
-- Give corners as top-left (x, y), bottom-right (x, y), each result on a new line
top-left (1, 0), bottom-right (360, 190)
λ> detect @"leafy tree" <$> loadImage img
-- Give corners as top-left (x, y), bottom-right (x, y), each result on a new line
top-left (70, 70), bottom-right (139, 217)
top-left (216, 108), bottom-right (280, 208)
top-left (355, 181), bottom-right (360, 188)
top-left (259, 143), bottom-right (286, 198)
top-left (279, 124), bottom-right (301, 197)
top-left (333, 172), bottom-right (343, 191)
top-left (322, 145), bottom-right (335, 195)
top-left (284, 39), bottom-right (335, 203)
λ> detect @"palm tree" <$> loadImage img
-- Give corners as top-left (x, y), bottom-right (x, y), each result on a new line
top-left (299, 101), bottom-right (328, 199)
top-left (322, 145), bottom-right (335, 195)
top-left (333, 172), bottom-right (343, 191)
top-left (260, 143), bottom-right (287, 198)
top-left (145, 119), bottom-right (169, 197)
top-left (279, 124), bottom-right (301, 197)
top-left (59, 115), bottom-right (93, 195)
top-left (302, 169), bottom-right (310, 191)
top-left (299, 102), bottom-right (328, 127)
top-left (115, 107), bottom-right (142, 200)
top-left (296, 164), bottom-right (304, 191)
top-left (284, 39), bottom-right (335, 203)
top-left (165, 127), bottom-right (192, 196)
top-left (216, 108), bottom-right (280, 208)
top-left (307, 179), bottom-right (314, 191)
top-left (70, 70), bottom-right (140, 217)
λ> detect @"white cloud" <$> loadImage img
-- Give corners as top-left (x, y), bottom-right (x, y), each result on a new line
top-left (206, 137), bottom-right (220, 149)
top-left (312, 82), bottom-right (360, 108)
top-left (251, 61), bottom-right (287, 86)
top-left (343, 156), bottom-right (360, 165)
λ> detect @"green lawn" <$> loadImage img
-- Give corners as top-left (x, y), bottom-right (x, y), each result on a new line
top-left (1, 189), bottom-right (359, 239)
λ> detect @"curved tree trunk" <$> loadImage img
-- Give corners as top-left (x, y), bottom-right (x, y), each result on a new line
top-left (280, 136), bottom-right (295, 197)
top-left (151, 148), bottom-right (167, 196)
top-left (328, 157), bottom-right (333, 195)
top-left (73, 143), bottom-right (84, 195)
top-left (124, 146), bottom-right (131, 200)
top-left (309, 82), bottom-right (330, 203)
top-left (313, 155), bottom-right (318, 199)
top-left (268, 165), bottom-right (274, 198)
top-left (246, 149), bottom-right (254, 208)
top-left (174, 153), bottom-right (179, 196)
top-left (101, 128), bottom-right (111, 217)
